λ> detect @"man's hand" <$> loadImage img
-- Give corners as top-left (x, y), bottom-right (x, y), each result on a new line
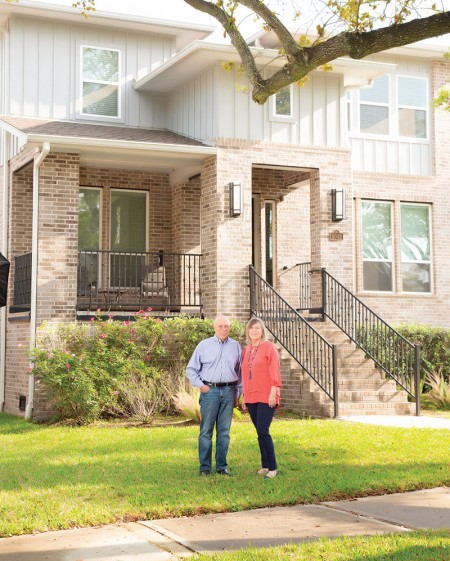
top-left (200, 384), bottom-right (210, 393)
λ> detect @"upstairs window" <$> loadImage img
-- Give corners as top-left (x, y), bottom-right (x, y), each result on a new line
top-left (270, 84), bottom-right (294, 122)
top-left (398, 76), bottom-right (427, 139)
top-left (81, 46), bottom-right (120, 118)
top-left (359, 75), bottom-right (390, 135)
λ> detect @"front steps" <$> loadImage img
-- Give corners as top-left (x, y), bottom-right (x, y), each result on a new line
top-left (279, 321), bottom-right (415, 418)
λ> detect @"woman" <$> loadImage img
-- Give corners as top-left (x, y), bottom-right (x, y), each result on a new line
top-left (241, 317), bottom-right (282, 479)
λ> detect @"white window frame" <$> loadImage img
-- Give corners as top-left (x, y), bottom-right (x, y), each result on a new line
top-left (396, 74), bottom-right (429, 141)
top-left (400, 202), bottom-right (432, 294)
top-left (361, 200), bottom-right (394, 293)
top-left (77, 42), bottom-right (125, 123)
top-left (358, 75), bottom-right (391, 137)
top-left (269, 83), bottom-right (295, 123)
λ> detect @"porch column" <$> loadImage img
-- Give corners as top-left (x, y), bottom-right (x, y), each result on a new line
top-left (200, 152), bottom-right (252, 321)
top-left (35, 152), bottom-right (80, 325)
top-left (309, 161), bottom-right (353, 307)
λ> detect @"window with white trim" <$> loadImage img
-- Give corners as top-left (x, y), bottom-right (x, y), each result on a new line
top-left (362, 201), bottom-right (393, 291)
top-left (81, 46), bottom-right (120, 118)
top-left (359, 75), bottom-right (390, 135)
top-left (361, 200), bottom-right (432, 293)
top-left (270, 84), bottom-right (294, 122)
top-left (398, 76), bottom-right (427, 139)
top-left (401, 204), bottom-right (431, 292)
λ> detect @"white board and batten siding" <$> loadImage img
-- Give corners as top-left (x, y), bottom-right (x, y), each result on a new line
top-left (168, 63), bottom-right (344, 148)
top-left (348, 54), bottom-right (432, 176)
top-left (8, 14), bottom-right (174, 128)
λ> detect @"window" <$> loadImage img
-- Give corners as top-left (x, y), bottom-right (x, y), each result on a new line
top-left (359, 75), bottom-right (390, 135)
top-left (275, 85), bottom-right (292, 117)
top-left (361, 200), bottom-right (432, 293)
top-left (362, 201), bottom-right (393, 291)
top-left (270, 84), bottom-right (294, 121)
top-left (81, 46), bottom-right (120, 118)
top-left (401, 204), bottom-right (431, 292)
top-left (398, 76), bottom-right (427, 139)
top-left (78, 188), bottom-right (101, 287)
top-left (110, 190), bottom-right (147, 287)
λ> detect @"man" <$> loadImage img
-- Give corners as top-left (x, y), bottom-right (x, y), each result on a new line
top-left (186, 315), bottom-right (242, 476)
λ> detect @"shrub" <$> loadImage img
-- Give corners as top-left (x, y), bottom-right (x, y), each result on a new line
top-left (421, 369), bottom-right (450, 411)
top-left (31, 314), bottom-right (245, 424)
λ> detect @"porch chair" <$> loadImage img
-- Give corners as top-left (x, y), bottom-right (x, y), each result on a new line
top-left (139, 265), bottom-right (170, 311)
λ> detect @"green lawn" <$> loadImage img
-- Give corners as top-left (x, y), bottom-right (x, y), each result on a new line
top-left (190, 530), bottom-right (450, 561)
top-left (0, 413), bottom-right (449, 537)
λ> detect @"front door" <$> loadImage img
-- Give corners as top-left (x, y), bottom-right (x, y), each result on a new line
top-left (252, 195), bottom-right (276, 288)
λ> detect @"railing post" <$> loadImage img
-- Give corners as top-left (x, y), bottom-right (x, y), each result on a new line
top-left (332, 344), bottom-right (339, 418)
top-left (414, 344), bottom-right (421, 416)
top-left (321, 268), bottom-right (327, 321)
top-left (249, 265), bottom-right (254, 315)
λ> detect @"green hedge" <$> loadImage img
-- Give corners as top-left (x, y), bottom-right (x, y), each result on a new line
top-left (396, 323), bottom-right (450, 384)
top-left (31, 314), bottom-right (245, 424)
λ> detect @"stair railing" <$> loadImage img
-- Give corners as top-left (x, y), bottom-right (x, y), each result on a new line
top-left (250, 265), bottom-right (339, 417)
top-left (321, 269), bottom-right (420, 415)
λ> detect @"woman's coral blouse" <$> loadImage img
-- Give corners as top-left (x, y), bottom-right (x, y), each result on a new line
top-left (241, 341), bottom-right (282, 405)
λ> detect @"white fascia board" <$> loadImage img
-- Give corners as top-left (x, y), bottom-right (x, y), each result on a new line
top-left (134, 41), bottom-right (252, 93)
top-left (25, 134), bottom-right (217, 157)
top-left (0, 1), bottom-right (215, 49)
top-left (134, 40), bottom-right (398, 93)
top-left (0, 119), bottom-right (28, 148)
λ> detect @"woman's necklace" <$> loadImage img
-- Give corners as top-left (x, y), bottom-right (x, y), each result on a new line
top-left (247, 342), bottom-right (261, 379)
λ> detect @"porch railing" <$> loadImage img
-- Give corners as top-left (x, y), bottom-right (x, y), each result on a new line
top-left (78, 250), bottom-right (202, 314)
top-left (298, 264), bottom-right (420, 414)
top-left (12, 252), bottom-right (32, 311)
top-left (250, 265), bottom-right (339, 416)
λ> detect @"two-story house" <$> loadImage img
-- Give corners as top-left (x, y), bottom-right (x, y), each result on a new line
top-left (0, 0), bottom-right (448, 419)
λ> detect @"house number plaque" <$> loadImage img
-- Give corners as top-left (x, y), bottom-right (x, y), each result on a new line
top-left (329, 230), bottom-right (344, 241)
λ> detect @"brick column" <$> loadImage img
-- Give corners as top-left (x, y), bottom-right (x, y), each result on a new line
top-left (200, 151), bottom-right (252, 321)
top-left (36, 152), bottom-right (80, 324)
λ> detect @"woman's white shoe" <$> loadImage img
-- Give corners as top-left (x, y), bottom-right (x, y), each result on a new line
top-left (264, 470), bottom-right (277, 479)
top-left (256, 468), bottom-right (269, 475)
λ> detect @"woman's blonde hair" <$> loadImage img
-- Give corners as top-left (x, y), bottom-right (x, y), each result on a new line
top-left (245, 317), bottom-right (267, 346)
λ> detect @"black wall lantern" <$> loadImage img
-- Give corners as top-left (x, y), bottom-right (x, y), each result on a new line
top-left (331, 188), bottom-right (345, 222)
top-left (229, 182), bottom-right (243, 217)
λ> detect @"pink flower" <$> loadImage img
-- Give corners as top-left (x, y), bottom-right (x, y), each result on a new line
top-left (146, 307), bottom-right (153, 312)
top-left (128, 338), bottom-right (134, 343)
top-left (113, 390), bottom-right (119, 396)
top-left (108, 314), bottom-right (113, 319)
top-left (90, 317), bottom-right (95, 322)
top-left (66, 363), bottom-right (71, 370)
top-left (144, 355), bottom-right (150, 361)
top-left (123, 321), bottom-right (130, 326)
top-left (100, 333), bottom-right (106, 339)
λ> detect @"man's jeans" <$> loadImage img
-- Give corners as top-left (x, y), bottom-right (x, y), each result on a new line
top-left (198, 386), bottom-right (235, 472)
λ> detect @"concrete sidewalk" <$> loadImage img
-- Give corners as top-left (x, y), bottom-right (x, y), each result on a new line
top-left (1, 414), bottom-right (448, 560)
top-left (0, 487), bottom-right (448, 561)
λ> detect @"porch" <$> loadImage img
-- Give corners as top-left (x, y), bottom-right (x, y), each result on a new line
top-left (12, 250), bottom-right (203, 317)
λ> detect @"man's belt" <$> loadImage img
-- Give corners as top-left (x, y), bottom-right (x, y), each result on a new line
top-left (202, 381), bottom-right (237, 388)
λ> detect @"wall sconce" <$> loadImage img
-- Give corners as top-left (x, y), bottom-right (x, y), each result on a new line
top-left (331, 188), bottom-right (345, 222)
top-left (229, 182), bottom-right (243, 217)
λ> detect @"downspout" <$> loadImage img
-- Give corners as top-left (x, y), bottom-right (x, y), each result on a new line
top-left (0, 131), bottom-right (9, 413)
top-left (25, 142), bottom-right (50, 420)
top-left (0, 24), bottom-right (9, 413)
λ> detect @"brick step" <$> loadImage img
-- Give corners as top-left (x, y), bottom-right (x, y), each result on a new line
top-left (336, 390), bottom-right (407, 403)
top-left (321, 402), bottom-right (415, 416)
top-left (337, 379), bottom-right (398, 390)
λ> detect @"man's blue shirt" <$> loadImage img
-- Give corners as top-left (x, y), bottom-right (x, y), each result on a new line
top-left (186, 335), bottom-right (242, 395)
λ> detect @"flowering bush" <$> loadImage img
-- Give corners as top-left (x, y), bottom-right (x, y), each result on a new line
top-left (31, 313), bottom-right (245, 424)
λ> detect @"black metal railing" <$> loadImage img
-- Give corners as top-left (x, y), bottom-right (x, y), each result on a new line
top-left (78, 250), bottom-right (202, 314)
top-left (12, 252), bottom-right (32, 311)
top-left (250, 265), bottom-right (338, 416)
top-left (298, 261), bottom-right (312, 311)
top-left (321, 269), bottom-right (420, 414)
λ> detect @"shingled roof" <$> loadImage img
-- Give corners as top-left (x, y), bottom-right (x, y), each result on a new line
top-left (0, 116), bottom-right (210, 148)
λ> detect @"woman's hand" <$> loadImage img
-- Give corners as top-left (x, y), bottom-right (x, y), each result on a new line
top-left (268, 386), bottom-right (277, 408)
top-left (241, 398), bottom-right (247, 411)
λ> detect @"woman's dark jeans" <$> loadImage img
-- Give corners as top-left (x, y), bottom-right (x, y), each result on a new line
top-left (246, 402), bottom-right (277, 471)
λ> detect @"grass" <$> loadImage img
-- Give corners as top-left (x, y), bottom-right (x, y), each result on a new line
top-left (0, 412), bottom-right (449, 537)
top-left (189, 530), bottom-right (450, 561)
